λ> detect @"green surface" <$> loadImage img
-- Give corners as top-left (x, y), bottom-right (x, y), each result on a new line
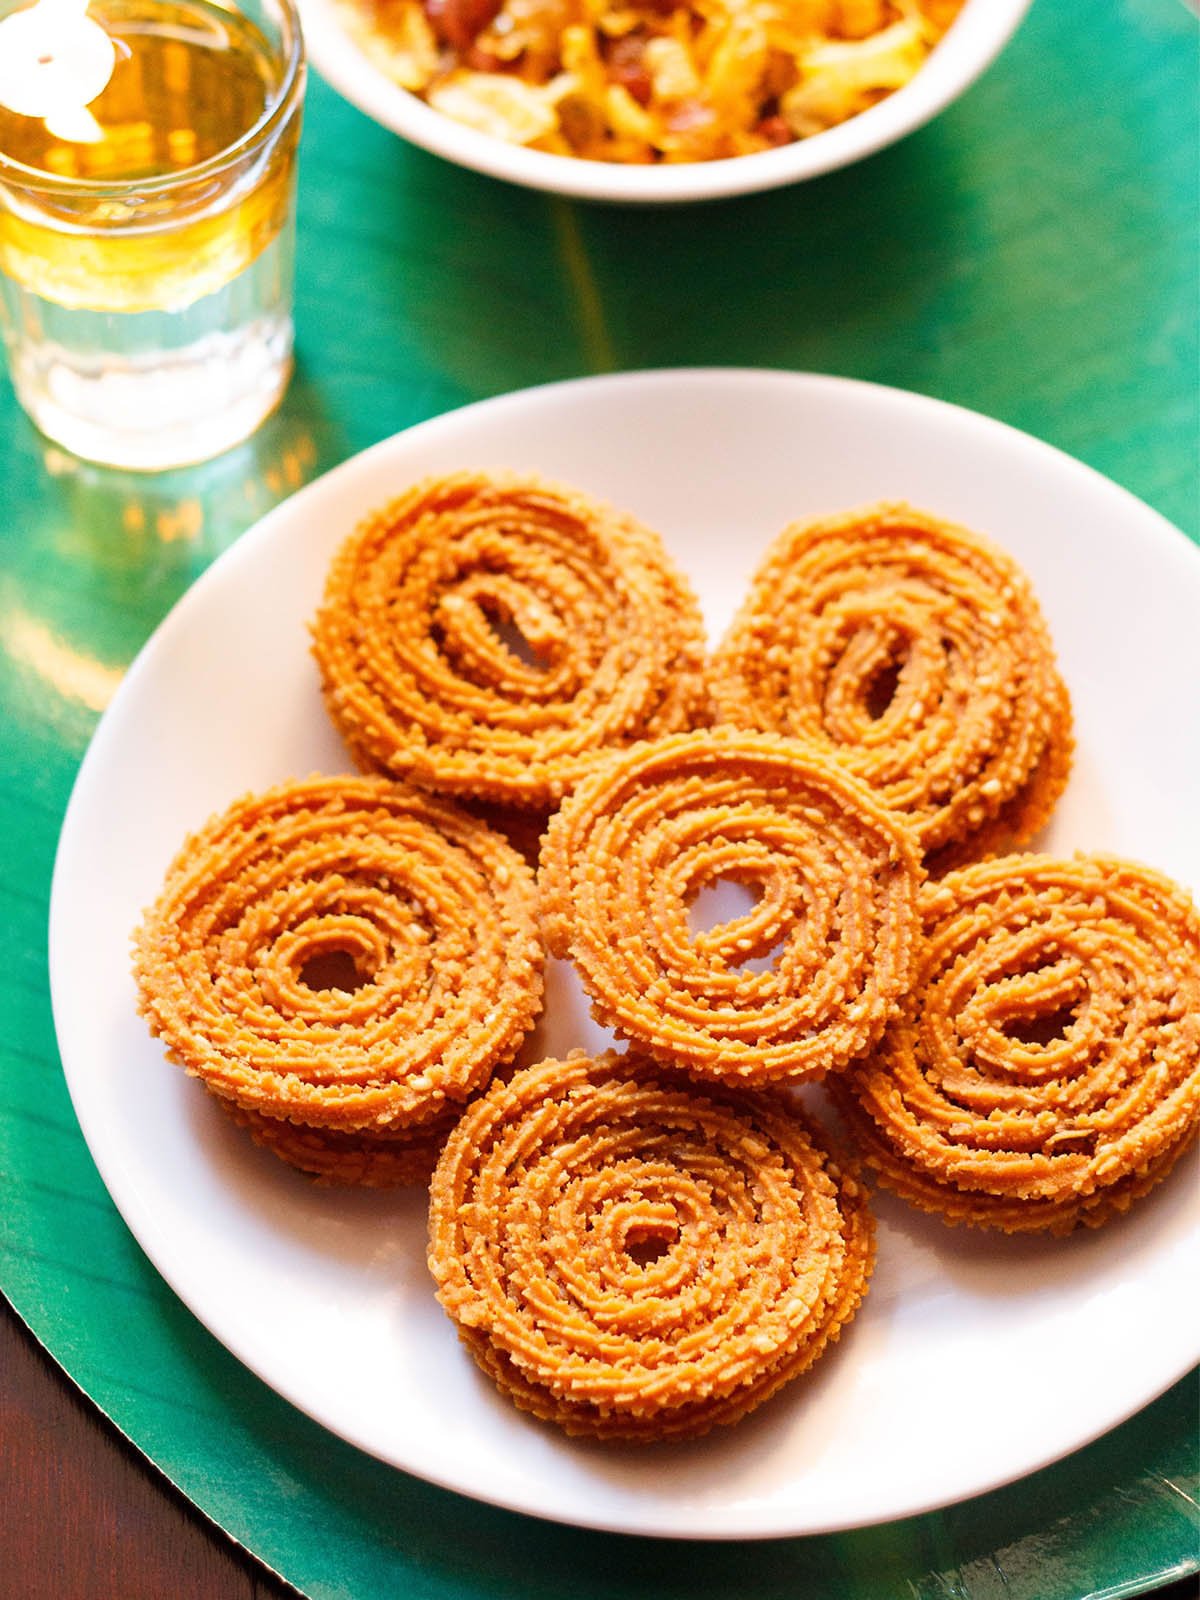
top-left (2, 0), bottom-right (1199, 1595)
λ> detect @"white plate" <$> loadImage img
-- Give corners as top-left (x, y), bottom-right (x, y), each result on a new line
top-left (298, 0), bottom-right (1031, 204)
top-left (49, 370), bottom-right (1200, 1540)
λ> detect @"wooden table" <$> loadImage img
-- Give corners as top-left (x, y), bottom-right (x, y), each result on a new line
top-left (0, 1302), bottom-right (298, 1598)
top-left (1, 2), bottom-right (1197, 1595)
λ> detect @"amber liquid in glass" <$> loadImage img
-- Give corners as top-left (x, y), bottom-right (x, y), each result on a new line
top-left (0, 0), bottom-right (296, 311)
top-left (0, 0), bottom-right (302, 468)
top-left (0, 0), bottom-right (273, 179)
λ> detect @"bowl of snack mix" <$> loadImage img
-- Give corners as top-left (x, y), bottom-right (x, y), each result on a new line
top-left (298, 0), bottom-right (1031, 201)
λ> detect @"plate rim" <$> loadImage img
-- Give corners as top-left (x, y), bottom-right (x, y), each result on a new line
top-left (47, 367), bottom-right (1200, 1541)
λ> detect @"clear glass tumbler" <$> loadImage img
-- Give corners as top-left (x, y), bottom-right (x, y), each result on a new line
top-left (0, 0), bottom-right (305, 470)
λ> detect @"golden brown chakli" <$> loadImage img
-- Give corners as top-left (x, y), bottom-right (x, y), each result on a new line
top-left (224, 1102), bottom-right (462, 1188)
top-left (829, 854), bottom-right (1200, 1232)
top-left (710, 503), bottom-right (1073, 869)
top-left (539, 728), bottom-right (925, 1083)
top-left (132, 774), bottom-right (543, 1179)
top-left (428, 1051), bottom-right (875, 1441)
top-left (311, 471), bottom-right (708, 808)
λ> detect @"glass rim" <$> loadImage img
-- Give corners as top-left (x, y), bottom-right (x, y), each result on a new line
top-left (0, 0), bottom-right (305, 197)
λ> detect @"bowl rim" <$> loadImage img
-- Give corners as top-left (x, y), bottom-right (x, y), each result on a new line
top-left (297, 0), bottom-right (1032, 203)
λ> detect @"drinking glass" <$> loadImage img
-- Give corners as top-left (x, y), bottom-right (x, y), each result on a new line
top-left (0, 0), bottom-right (305, 470)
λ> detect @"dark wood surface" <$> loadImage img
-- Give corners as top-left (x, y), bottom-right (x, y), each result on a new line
top-left (4, 1291), bottom-right (1197, 1600)
top-left (0, 1297), bottom-right (299, 1600)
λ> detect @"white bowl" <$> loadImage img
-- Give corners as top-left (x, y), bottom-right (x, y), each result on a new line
top-left (298, 0), bottom-right (1031, 203)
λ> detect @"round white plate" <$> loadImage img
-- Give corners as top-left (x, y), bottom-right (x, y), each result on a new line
top-left (50, 370), bottom-right (1200, 1540)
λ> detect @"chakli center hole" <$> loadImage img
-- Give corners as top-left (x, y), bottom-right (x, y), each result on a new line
top-left (299, 949), bottom-right (368, 993)
top-left (1003, 1004), bottom-right (1078, 1046)
top-left (689, 876), bottom-right (786, 971)
top-left (486, 607), bottom-right (544, 670)
top-left (864, 654), bottom-right (905, 720)
top-left (688, 876), bottom-right (762, 937)
top-left (624, 1224), bottom-right (677, 1267)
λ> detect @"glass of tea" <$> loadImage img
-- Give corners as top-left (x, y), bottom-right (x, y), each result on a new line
top-left (0, 0), bottom-right (304, 470)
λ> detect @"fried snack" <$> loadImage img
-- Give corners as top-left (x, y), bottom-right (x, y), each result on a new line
top-left (428, 1051), bottom-right (875, 1440)
top-left (710, 504), bottom-right (1073, 869)
top-left (460, 797), bottom-right (550, 871)
top-left (829, 854), bottom-right (1200, 1233)
top-left (311, 471), bottom-right (708, 809)
top-left (539, 729), bottom-right (924, 1084)
top-left (132, 774), bottom-right (543, 1132)
top-left (339, 0), bottom-right (964, 164)
top-left (224, 1102), bottom-right (461, 1187)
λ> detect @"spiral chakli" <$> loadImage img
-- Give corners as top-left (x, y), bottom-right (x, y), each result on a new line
top-left (829, 854), bottom-right (1200, 1233)
top-left (538, 730), bottom-right (925, 1084)
top-left (311, 472), bottom-right (709, 808)
top-left (225, 1102), bottom-right (462, 1188)
top-left (132, 775), bottom-right (544, 1135)
top-left (428, 1052), bottom-right (876, 1441)
top-left (710, 504), bottom-right (1073, 867)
